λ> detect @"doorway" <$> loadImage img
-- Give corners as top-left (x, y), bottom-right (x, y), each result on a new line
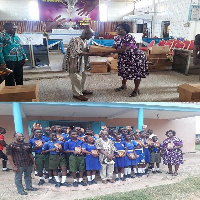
top-left (161, 21), bottom-right (170, 38)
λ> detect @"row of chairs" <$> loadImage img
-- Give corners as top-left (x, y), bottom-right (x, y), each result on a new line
top-left (158, 39), bottom-right (194, 51)
top-left (139, 39), bottom-right (194, 57)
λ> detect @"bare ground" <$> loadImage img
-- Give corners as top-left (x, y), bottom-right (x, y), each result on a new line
top-left (1, 151), bottom-right (200, 200)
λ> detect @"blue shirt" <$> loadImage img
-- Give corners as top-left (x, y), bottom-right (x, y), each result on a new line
top-left (42, 140), bottom-right (64, 155)
top-left (64, 139), bottom-right (84, 153)
top-left (151, 143), bottom-right (162, 153)
top-left (42, 135), bottom-right (50, 142)
top-left (28, 137), bottom-right (48, 154)
top-left (114, 141), bottom-right (126, 155)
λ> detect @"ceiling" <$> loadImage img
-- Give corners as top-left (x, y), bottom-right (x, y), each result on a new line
top-left (1, 102), bottom-right (200, 120)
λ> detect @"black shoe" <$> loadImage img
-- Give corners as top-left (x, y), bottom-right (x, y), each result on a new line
top-left (38, 179), bottom-right (45, 185)
top-left (18, 190), bottom-right (28, 195)
top-left (115, 178), bottom-right (120, 181)
top-left (67, 173), bottom-right (71, 177)
top-left (26, 187), bottom-right (38, 191)
top-left (124, 175), bottom-right (128, 178)
top-left (152, 171), bottom-right (156, 174)
top-left (91, 180), bottom-right (97, 184)
top-left (44, 174), bottom-right (49, 179)
top-left (55, 182), bottom-right (61, 187)
top-left (49, 179), bottom-right (56, 184)
top-left (60, 182), bottom-right (71, 187)
top-left (2, 168), bottom-right (12, 171)
top-left (79, 181), bottom-right (87, 186)
top-left (73, 182), bottom-right (78, 187)
top-left (156, 170), bottom-right (162, 173)
top-left (120, 177), bottom-right (126, 181)
top-left (88, 181), bottom-right (93, 185)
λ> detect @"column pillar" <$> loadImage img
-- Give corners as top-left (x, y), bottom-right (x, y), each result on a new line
top-left (137, 108), bottom-right (144, 131)
top-left (12, 102), bottom-right (23, 134)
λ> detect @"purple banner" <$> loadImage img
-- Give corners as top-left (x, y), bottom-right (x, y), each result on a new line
top-left (38, 0), bottom-right (99, 22)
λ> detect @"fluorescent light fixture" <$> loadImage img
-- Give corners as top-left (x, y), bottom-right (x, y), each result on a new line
top-left (99, 4), bottom-right (108, 22)
top-left (29, 1), bottom-right (39, 20)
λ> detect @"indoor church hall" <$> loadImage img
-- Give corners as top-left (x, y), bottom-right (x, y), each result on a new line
top-left (1, 0), bottom-right (200, 102)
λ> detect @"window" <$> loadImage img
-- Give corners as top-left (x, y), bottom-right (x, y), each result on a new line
top-left (29, 0), bottom-right (39, 20)
top-left (99, 4), bottom-right (108, 22)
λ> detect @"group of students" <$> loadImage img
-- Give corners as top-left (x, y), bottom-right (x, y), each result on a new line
top-left (27, 124), bottom-right (163, 188)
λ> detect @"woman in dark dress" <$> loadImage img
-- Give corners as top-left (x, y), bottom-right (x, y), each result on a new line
top-left (112, 23), bottom-right (149, 97)
top-left (163, 130), bottom-right (183, 176)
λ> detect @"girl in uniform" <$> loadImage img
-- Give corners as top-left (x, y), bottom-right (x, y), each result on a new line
top-left (124, 134), bottom-right (138, 178)
top-left (114, 134), bottom-right (126, 181)
top-left (82, 135), bottom-right (101, 185)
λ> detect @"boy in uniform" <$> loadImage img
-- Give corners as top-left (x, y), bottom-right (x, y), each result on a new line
top-left (42, 132), bottom-right (71, 187)
top-left (64, 130), bottom-right (87, 187)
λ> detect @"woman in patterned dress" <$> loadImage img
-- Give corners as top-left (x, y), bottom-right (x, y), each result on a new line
top-left (112, 23), bottom-right (149, 97)
top-left (162, 130), bottom-right (183, 176)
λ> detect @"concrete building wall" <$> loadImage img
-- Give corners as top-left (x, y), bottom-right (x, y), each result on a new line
top-left (134, 0), bottom-right (200, 39)
top-left (0, 115), bottom-right (196, 153)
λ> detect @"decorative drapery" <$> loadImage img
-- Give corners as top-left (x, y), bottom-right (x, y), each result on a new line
top-left (0, 20), bottom-right (133, 36)
top-left (90, 21), bottom-right (134, 37)
top-left (0, 21), bottom-right (46, 33)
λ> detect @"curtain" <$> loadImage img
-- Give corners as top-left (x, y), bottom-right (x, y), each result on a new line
top-left (90, 21), bottom-right (134, 37)
top-left (0, 21), bottom-right (46, 33)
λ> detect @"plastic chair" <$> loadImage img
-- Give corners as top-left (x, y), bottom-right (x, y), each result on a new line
top-left (158, 40), bottom-right (166, 46)
top-left (164, 40), bottom-right (174, 49)
top-left (139, 40), bottom-right (155, 51)
top-left (183, 40), bottom-right (191, 49)
top-left (187, 40), bottom-right (194, 50)
top-left (168, 42), bottom-right (185, 56)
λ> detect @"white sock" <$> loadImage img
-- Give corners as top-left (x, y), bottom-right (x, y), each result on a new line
top-left (61, 176), bottom-right (66, 183)
top-left (35, 171), bottom-right (38, 175)
top-left (157, 168), bottom-right (160, 171)
top-left (79, 178), bottom-right (83, 182)
top-left (142, 168), bottom-right (145, 173)
top-left (49, 177), bottom-right (52, 180)
top-left (39, 177), bottom-right (44, 180)
top-left (67, 170), bottom-right (69, 173)
top-left (121, 173), bottom-right (124, 178)
top-left (128, 168), bottom-right (131, 175)
top-left (74, 179), bottom-right (78, 182)
top-left (115, 174), bottom-right (119, 178)
top-left (138, 168), bottom-right (142, 173)
top-left (54, 176), bottom-right (60, 182)
top-left (91, 175), bottom-right (95, 180)
top-left (152, 168), bottom-right (155, 171)
top-left (133, 168), bottom-right (137, 174)
top-left (2, 168), bottom-right (7, 170)
top-left (124, 168), bottom-right (128, 175)
top-left (87, 176), bottom-right (92, 181)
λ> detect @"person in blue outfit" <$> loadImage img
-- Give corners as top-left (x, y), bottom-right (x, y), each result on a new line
top-left (64, 130), bottom-right (87, 187)
top-left (114, 134), bottom-right (126, 181)
top-left (42, 132), bottom-right (71, 187)
top-left (28, 128), bottom-right (49, 186)
top-left (134, 132), bottom-right (146, 176)
top-left (149, 135), bottom-right (162, 174)
top-left (124, 134), bottom-right (138, 178)
top-left (82, 135), bottom-right (101, 185)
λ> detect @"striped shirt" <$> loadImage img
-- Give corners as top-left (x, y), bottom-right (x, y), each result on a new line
top-left (6, 142), bottom-right (33, 167)
top-left (66, 37), bottom-right (89, 73)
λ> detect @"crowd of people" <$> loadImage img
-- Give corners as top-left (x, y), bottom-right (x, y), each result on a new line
top-left (1, 124), bottom-right (184, 195)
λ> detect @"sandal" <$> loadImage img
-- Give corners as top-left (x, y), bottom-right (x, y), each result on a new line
top-left (115, 86), bottom-right (127, 92)
top-left (167, 172), bottom-right (173, 174)
top-left (172, 172), bottom-right (178, 176)
top-left (129, 90), bottom-right (139, 97)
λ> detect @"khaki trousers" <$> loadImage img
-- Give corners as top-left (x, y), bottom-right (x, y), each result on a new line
top-left (69, 72), bottom-right (86, 96)
top-left (100, 163), bottom-right (114, 180)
